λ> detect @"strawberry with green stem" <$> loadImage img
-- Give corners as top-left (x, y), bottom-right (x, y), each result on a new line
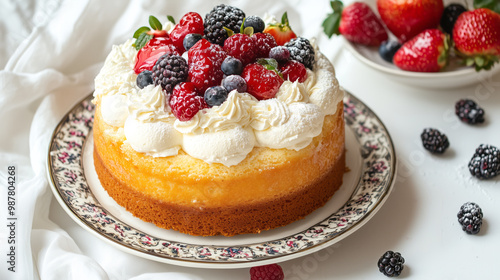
top-left (263, 12), bottom-right (297, 46)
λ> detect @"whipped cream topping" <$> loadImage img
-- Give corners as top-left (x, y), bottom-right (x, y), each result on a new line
top-left (94, 38), bottom-right (342, 166)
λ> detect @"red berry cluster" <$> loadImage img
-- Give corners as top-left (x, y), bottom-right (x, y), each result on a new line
top-left (132, 7), bottom-right (311, 121)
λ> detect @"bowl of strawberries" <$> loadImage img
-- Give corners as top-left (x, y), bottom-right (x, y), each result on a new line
top-left (323, 0), bottom-right (500, 88)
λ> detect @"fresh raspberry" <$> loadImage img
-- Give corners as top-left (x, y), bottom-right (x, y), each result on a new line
top-left (280, 60), bottom-right (307, 83)
top-left (169, 12), bottom-right (204, 53)
top-left (134, 37), bottom-right (180, 74)
top-left (223, 33), bottom-right (257, 65)
top-left (250, 264), bottom-right (284, 280)
top-left (242, 61), bottom-right (284, 100)
top-left (188, 38), bottom-right (228, 94)
top-left (170, 82), bottom-right (208, 121)
top-left (252, 32), bottom-right (278, 59)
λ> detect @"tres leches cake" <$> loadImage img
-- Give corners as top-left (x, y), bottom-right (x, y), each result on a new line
top-left (92, 5), bottom-right (345, 236)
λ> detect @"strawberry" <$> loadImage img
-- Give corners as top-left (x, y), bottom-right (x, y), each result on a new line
top-left (263, 12), bottom-right (297, 46)
top-left (170, 82), bottom-right (208, 121)
top-left (393, 29), bottom-right (449, 72)
top-left (323, 1), bottom-right (388, 46)
top-left (169, 12), bottom-right (204, 53)
top-left (453, 8), bottom-right (500, 71)
top-left (223, 33), bottom-right (257, 65)
top-left (377, 0), bottom-right (444, 42)
top-left (133, 37), bottom-right (180, 74)
top-left (188, 38), bottom-right (228, 93)
top-left (250, 264), bottom-right (284, 280)
top-left (133, 15), bottom-right (169, 51)
top-left (280, 60), bottom-right (307, 83)
top-left (242, 59), bottom-right (284, 100)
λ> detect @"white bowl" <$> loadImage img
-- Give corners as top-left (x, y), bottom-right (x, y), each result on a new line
top-left (342, 0), bottom-right (500, 89)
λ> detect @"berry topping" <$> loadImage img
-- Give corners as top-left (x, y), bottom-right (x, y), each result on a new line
top-left (204, 4), bottom-right (245, 46)
top-left (379, 40), bottom-right (401, 63)
top-left (269, 46), bottom-right (290, 63)
top-left (170, 82), bottom-right (208, 121)
top-left (420, 128), bottom-right (450, 154)
top-left (250, 264), bottom-right (284, 280)
top-left (170, 12), bottom-right (204, 53)
top-left (336, 2), bottom-right (388, 46)
top-left (244, 15), bottom-right (265, 33)
top-left (252, 32), bottom-right (278, 59)
top-left (222, 75), bottom-right (247, 93)
top-left (132, 15), bottom-right (168, 50)
top-left (136, 70), bottom-right (154, 89)
top-left (152, 54), bottom-right (188, 94)
top-left (242, 59), bottom-right (284, 100)
top-left (284, 37), bottom-right (315, 70)
top-left (188, 38), bottom-right (228, 94)
top-left (455, 99), bottom-right (485, 124)
top-left (223, 32), bottom-right (257, 65)
top-left (457, 202), bottom-right (483, 234)
top-left (468, 144), bottom-right (500, 180)
top-left (377, 251), bottom-right (405, 277)
top-left (280, 60), bottom-right (307, 83)
top-left (263, 12), bottom-right (297, 46)
top-left (133, 37), bottom-right (180, 74)
top-left (440, 4), bottom-right (467, 36)
top-left (393, 29), bottom-right (449, 73)
top-left (183, 33), bottom-right (203, 52)
top-left (204, 86), bottom-right (229, 107)
top-left (221, 56), bottom-right (243, 76)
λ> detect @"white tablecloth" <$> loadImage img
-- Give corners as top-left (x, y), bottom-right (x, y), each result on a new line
top-left (1, 0), bottom-right (500, 279)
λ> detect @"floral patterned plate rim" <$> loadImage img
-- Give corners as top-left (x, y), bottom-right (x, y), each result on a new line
top-left (47, 91), bottom-right (396, 269)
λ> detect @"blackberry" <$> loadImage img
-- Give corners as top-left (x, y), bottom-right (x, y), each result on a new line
top-left (204, 4), bottom-right (245, 46)
top-left (440, 4), bottom-right (467, 35)
top-left (457, 202), bottom-right (483, 234)
top-left (152, 54), bottom-right (188, 94)
top-left (244, 15), bottom-right (265, 33)
top-left (420, 128), bottom-right (450, 154)
top-left (468, 144), bottom-right (500, 179)
top-left (136, 70), bottom-right (153, 89)
top-left (455, 99), bottom-right (485, 124)
top-left (377, 251), bottom-right (405, 277)
top-left (284, 37), bottom-right (315, 70)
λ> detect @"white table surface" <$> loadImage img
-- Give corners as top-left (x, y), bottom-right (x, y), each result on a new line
top-left (2, 0), bottom-right (500, 279)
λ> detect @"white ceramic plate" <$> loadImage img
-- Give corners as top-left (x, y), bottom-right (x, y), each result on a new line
top-left (47, 91), bottom-right (396, 269)
top-left (342, 0), bottom-right (500, 89)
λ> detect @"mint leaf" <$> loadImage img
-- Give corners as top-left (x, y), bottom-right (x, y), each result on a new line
top-left (149, 15), bottom-right (162, 31)
top-left (133, 26), bottom-right (151, 39)
top-left (134, 33), bottom-right (153, 50)
top-left (474, 0), bottom-right (500, 13)
top-left (322, 1), bottom-right (344, 38)
top-left (167, 15), bottom-right (176, 24)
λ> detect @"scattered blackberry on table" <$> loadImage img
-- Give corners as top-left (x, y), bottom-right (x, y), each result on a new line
top-left (455, 99), bottom-right (485, 124)
top-left (379, 40), bottom-right (401, 63)
top-left (136, 70), bottom-right (153, 89)
top-left (152, 54), bottom-right (188, 94)
top-left (204, 86), bottom-right (229, 107)
top-left (457, 202), bottom-right (483, 235)
top-left (183, 33), bottom-right (203, 51)
top-left (244, 15), bottom-right (265, 33)
top-left (269, 46), bottom-right (291, 63)
top-left (377, 251), bottom-right (405, 277)
top-left (468, 144), bottom-right (500, 179)
top-left (204, 4), bottom-right (245, 46)
top-left (250, 264), bottom-right (284, 280)
top-left (440, 4), bottom-right (467, 35)
top-left (420, 128), bottom-right (450, 154)
top-left (284, 37), bottom-right (315, 70)
top-left (223, 75), bottom-right (247, 93)
top-left (221, 56), bottom-right (244, 76)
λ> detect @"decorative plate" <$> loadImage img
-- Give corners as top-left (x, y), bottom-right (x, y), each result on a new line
top-left (47, 91), bottom-right (396, 269)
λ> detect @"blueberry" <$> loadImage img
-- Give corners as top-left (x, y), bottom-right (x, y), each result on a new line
top-left (183, 33), bottom-right (203, 51)
top-left (440, 4), bottom-right (467, 35)
top-left (204, 86), bottom-right (229, 107)
top-left (136, 70), bottom-right (153, 89)
top-left (243, 16), bottom-right (265, 33)
top-left (269, 46), bottom-right (290, 63)
top-left (223, 75), bottom-right (247, 93)
top-left (379, 40), bottom-right (401, 63)
top-left (221, 56), bottom-right (243, 76)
